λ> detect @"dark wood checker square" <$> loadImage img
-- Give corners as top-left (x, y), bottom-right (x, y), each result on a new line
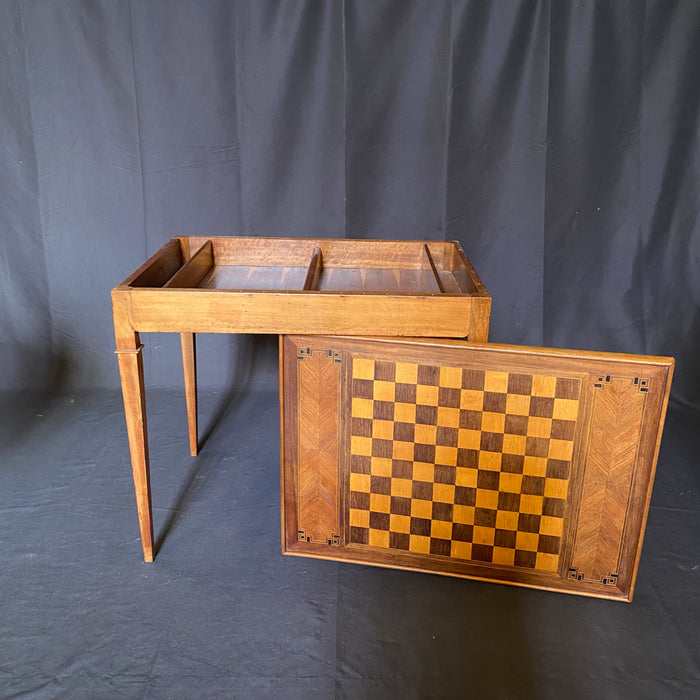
top-left (348, 358), bottom-right (582, 572)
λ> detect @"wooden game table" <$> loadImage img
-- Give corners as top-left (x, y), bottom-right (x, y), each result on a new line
top-left (113, 236), bottom-right (672, 600)
top-left (112, 237), bottom-right (492, 561)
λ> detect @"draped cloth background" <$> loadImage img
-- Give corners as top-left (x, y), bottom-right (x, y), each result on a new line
top-left (1, 4), bottom-right (699, 697)
top-left (1, 0), bottom-right (699, 409)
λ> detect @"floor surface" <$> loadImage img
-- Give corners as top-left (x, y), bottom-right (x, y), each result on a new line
top-left (1, 387), bottom-right (698, 699)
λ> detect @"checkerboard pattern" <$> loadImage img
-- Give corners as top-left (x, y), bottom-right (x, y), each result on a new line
top-left (347, 359), bottom-right (581, 572)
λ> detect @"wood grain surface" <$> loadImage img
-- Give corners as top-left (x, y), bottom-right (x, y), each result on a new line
top-left (164, 240), bottom-right (213, 288)
top-left (281, 335), bottom-right (674, 601)
top-left (114, 237), bottom-right (492, 342)
top-left (570, 377), bottom-right (646, 584)
top-left (296, 349), bottom-right (341, 545)
top-left (121, 288), bottom-right (483, 338)
top-left (113, 237), bottom-right (492, 563)
top-left (180, 332), bottom-right (198, 457)
top-left (113, 293), bottom-right (154, 562)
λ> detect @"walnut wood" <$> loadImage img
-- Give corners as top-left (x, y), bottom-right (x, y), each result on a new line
top-left (123, 238), bottom-right (183, 288)
top-left (113, 237), bottom-right (492, 562)
top-left (570, 377), bottom-right (645, 583)
top-left (279, 336), bottom-right (288, 551)
top-left (469, 296), bottom-right (491, 343)
top-left (316, 267), bottom-right (441, 293)
top-left (433, 271), bottom-right (462, 293)
top-left (424, 243), bottom-right (446, 293)
top-left (164, 236), bottom-right (488, 284)
top-left (113, 293), bottom-right (153, 562)
top-left (340, 335), bottom-right (673, 366)
top-left (163, 240), bottom-right (213, 289)
top-left (199, 265), bottom-right (310, 291)
top-left (281, 336), bottom-right (301, 547)
top-left (111, 228), bottom-right (674, 598)
top-left (451, 242), bottom-right (486, 295)
top-left (115, 238), bottom-right (491, 342)
top-left (183, 236), bottom-right (439, 269)
top-left (118, 288), bottom-right (478, 337)
top-left (303, 247), bottom-right (322, 291)
top-left (296, 348), bottom-right (341, 543)
top-left (281, 335), bottom-right (673, 600)
top-left (626, 360), bottom-right (674, 599)
top-left (180, 332), bottom-right (198, 456)
top-left (423, 241), bottom-right (446, 268)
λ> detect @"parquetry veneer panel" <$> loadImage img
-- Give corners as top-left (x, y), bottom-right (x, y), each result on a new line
top-left (296, 348), bottom-right (342, 545)
top-left (346, 361), bottom-right (581, 573)
top-left (281, 336), bottom-right (673, 601)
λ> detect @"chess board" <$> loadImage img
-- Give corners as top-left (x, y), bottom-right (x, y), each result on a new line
top-left (347, 359), bottom-right (581, 573)
top-left (281, 335), bottom-right (673, 600)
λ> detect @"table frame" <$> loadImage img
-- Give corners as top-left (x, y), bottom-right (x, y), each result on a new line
top-left (112, 237), bottom-right (491, 561)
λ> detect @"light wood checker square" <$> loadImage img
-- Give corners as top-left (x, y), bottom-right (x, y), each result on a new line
top-left (347, 359), bottom-right (581, 572)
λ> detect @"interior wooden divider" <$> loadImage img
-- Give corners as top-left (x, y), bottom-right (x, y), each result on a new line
top-left (423, 244), bottom-right (446, 293)
top-left (126, 238), bottom-right (183, 288)
top-left (303, 247), bottom-right (323, 291)
top-left (163, 240), bottom-right (213, 289)
top-left (424, 241), bottom-right (448, 269)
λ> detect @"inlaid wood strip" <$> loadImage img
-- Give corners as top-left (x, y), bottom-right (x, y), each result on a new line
top-left (570, 377), bottom-right (646, 583)
top-left (296, 349), bottom-right (342, 544)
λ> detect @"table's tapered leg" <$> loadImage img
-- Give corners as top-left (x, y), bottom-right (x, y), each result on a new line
top-left (180, 332), bottom-right (198, 456)
top-left (116, 339), bottom-right (154, 562)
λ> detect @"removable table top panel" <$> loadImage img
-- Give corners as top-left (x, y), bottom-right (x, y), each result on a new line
top-left (280, 335), bottom-right (674, 601)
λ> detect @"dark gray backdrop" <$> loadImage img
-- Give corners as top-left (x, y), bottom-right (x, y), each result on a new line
top-left (2, 3), bottom-right (700, 697)
top-left (2, 0), bottom-right (699, 403)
